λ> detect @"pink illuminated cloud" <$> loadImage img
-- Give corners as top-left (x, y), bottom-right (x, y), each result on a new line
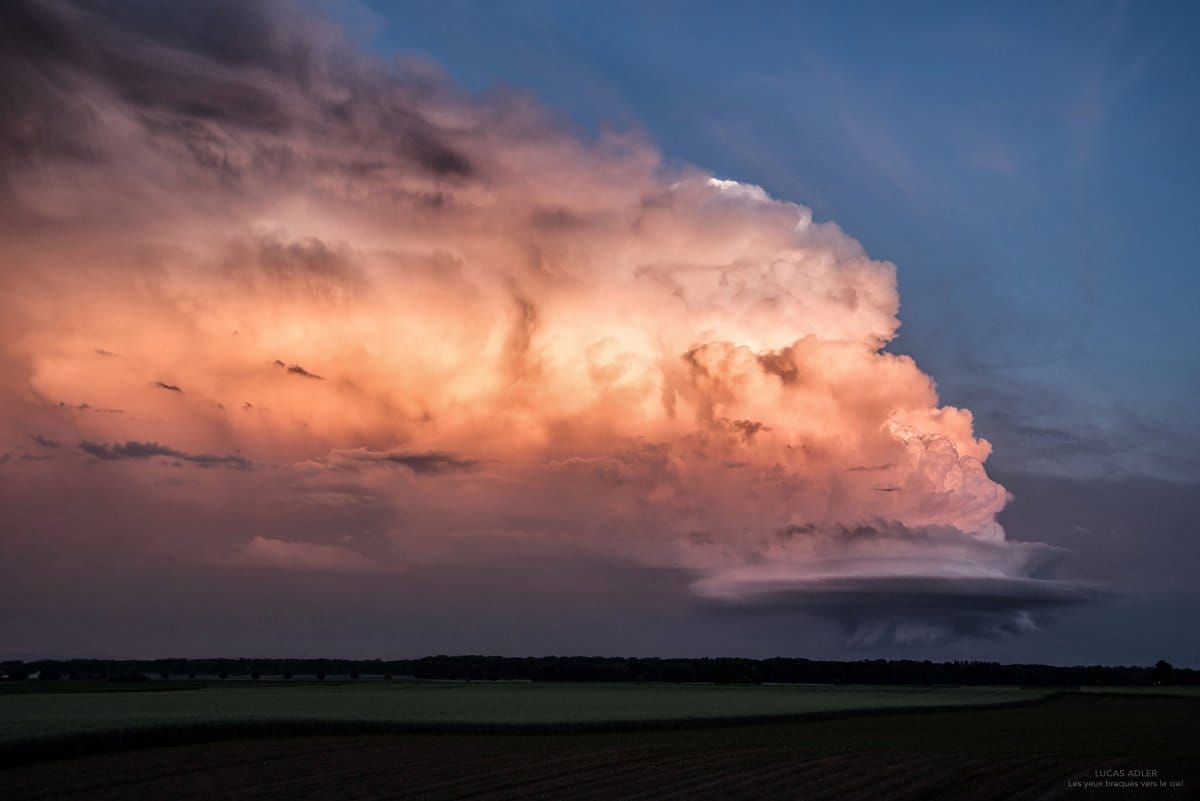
top-left (0, 0), bottom-right (1085, 647)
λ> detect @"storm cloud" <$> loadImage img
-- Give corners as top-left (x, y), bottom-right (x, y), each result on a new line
top-left (692, 522), bottom-right (1093, 646)
top-left (0, 0), bottom-right (1087, 648)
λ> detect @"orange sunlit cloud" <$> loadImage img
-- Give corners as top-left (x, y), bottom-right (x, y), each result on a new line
top-left (0, 0), bottom-right (1085, 646)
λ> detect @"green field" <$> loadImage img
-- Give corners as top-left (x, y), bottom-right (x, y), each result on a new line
top-left (2, 692), bottom-right (1196, 800)
top-left (1080, 685), bottom-right (1200, 698)
top-left (0, 681), bottom-right (1049, 744)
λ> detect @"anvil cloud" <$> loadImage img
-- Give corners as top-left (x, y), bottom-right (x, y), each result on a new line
top-left (0, 0), bottom-right (1083, 647)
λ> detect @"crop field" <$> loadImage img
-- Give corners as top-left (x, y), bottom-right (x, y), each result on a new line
top-left (0, 681), bottom-right (1047, 745)
top-left (1080, 685), bottom-right (1200, 698)
top-left (2, 691), bottom-right (1196, 800)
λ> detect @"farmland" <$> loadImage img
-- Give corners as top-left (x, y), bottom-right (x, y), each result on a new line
top-left (0, 681), bottom-right (1047, 744)
top-left (1, 690), bottom-right (1196, 800)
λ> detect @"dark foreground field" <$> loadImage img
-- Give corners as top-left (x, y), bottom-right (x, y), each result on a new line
top-left (3, 692), bottom-right (1196, 800)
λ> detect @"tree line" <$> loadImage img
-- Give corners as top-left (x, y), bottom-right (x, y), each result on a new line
top-left (0, 656), bottom-right (1190, 686)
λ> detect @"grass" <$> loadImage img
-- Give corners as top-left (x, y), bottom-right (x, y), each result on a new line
top-left (0, 681), bottom-right (1051, 746)
top-left (1080, 685), bottom-right (1200, 698)
top-left (2, 692), bottom-right (1196, 800)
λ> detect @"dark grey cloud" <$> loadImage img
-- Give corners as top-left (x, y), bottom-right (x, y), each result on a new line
top-left (289, 365), bottom-right (321, 379)
top-left (704, 575), bottom-right (1096, 647)
top-left (31, 434), bottom-right (60, 448)
top-left (154, 381), bottom-right (182, 393)
top-left (214, 235), bottom-right (366, 305)
top-left (721, 418), bottom-right (769, 442)
top-left (58, 402), bottom-right (124, 413)
top-left (274, 360), bottom-right (322, 380)
top-left (3, 1), bottom-right (291, 136)
top-left (0, 0), bottom-right (476, 207)
top-left (376, 451), bottom-right (479, 475)
top-left (248, 236), bottom-right (358, 296)
top-left (340, 448), bottom-right (480, 475)
top-left (0, 2), bottom-right (101, 172)
top-left (756, 350), bottom-right (799, 384)
top-left (845, 463), bottom-right (893, 473)
top-left (693, 520), bottom-right (1092, 647)
top-left (80, 439), bottom-right (252, 469)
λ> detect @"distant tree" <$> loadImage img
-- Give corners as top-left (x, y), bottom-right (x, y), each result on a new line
top-left (350, 671), bottom-right (360, 681)
top-left (1153, 660), bottom-right (1174, 685)
top-left (712, 663), bottom-right (735, 684)
top-left (159, 672), bottom-right (169, 680)
top-left (283, 671), bottom-right (293, 680)
top-left (187, 672), bottom-right (196, 679)
top-left (316, 671), bottom-right (326, 681)
top-left (251, 671), bottom-right (261, 680)
top-left (384, 673), bottom-right (392, 681)
top-left (218, 670), bottom-right (229, 680)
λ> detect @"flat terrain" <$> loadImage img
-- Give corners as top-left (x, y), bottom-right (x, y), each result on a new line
top-left (1079, 685), bottom-right (1200, 698)
top-left (2, 692), bottom-right (1196, 800)
top-left (0, 681), bottom-right (1048, 743)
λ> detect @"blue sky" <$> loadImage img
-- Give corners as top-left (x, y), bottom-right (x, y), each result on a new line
top-left (356, 0), bottom-right (1200, 481)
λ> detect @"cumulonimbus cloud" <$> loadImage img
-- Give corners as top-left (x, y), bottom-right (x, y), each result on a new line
top-left (0, 0), bottom-right (1085, 645)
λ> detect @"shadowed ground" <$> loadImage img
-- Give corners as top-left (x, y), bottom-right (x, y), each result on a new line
top-left (2, 693), bottom-right (1196, 800)
top-left (0, 681), bottom-right (1053, 743)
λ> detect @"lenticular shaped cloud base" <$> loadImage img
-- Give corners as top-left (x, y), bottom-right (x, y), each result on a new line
top-left (0, 0), bottom-right (1078, 646)
top-left (691, 524), bottom-right (1093, 645)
